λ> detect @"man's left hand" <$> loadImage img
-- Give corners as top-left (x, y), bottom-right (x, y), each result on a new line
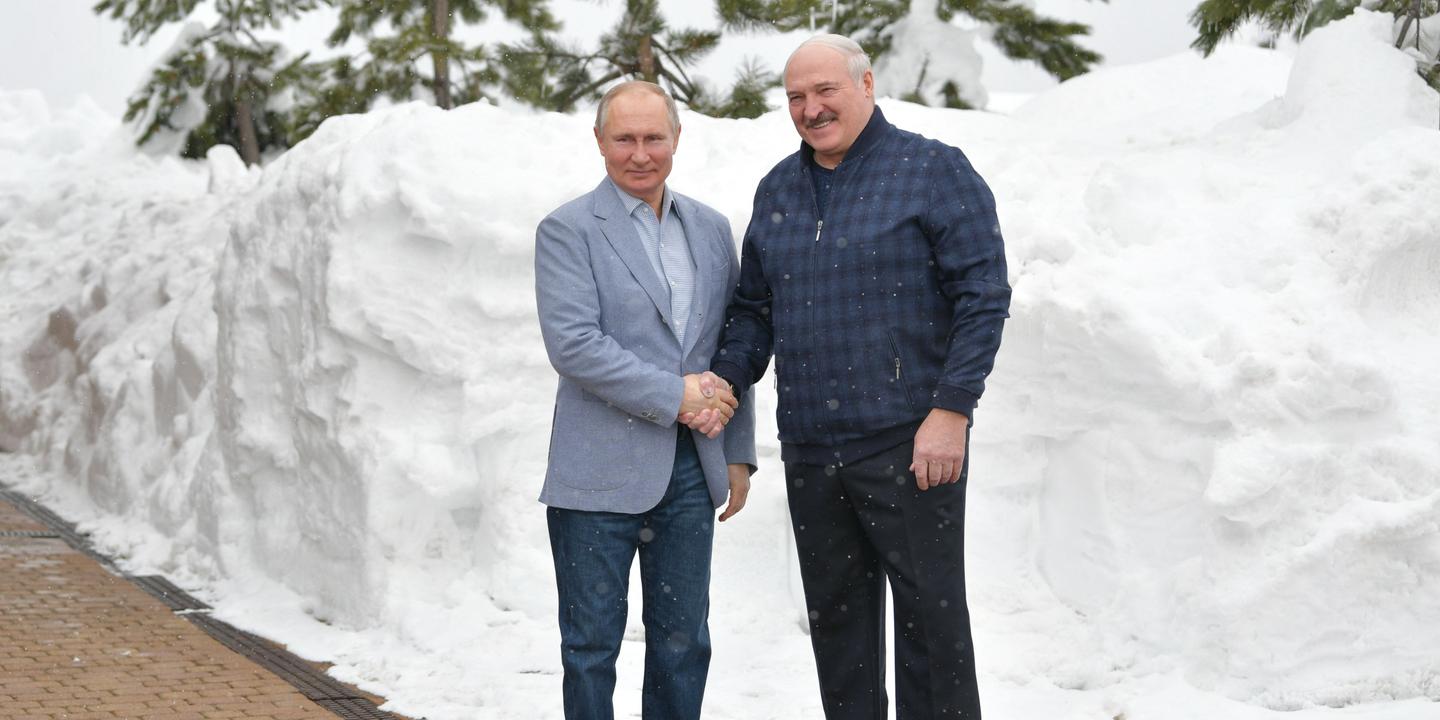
top-left (718, 463), bottom-right (751, 522)
top-left (910, 408), bottom-right (968, 491)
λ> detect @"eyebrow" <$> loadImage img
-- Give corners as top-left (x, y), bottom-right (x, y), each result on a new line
top-left (788, 81), bottom-right (841, 94)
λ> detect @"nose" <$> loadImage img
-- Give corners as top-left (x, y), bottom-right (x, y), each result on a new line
top-left (804, 98), bottom-right (824, 122)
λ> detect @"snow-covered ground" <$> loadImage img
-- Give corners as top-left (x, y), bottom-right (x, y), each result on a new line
top-left (3, 10), bottom-right (1440, 719)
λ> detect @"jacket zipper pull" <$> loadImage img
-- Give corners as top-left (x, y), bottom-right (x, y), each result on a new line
top-left (894, 357), bottom-right (901, 380)
top-left (814, 220), bottom-right (823, 243)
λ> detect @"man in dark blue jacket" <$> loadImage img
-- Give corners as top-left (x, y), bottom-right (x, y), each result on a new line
top-left (708, 34), bottom-right (1010, 719)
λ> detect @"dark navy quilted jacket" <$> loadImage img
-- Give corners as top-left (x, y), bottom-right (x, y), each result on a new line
top-left (711, 107), bottom-right (1011, 461)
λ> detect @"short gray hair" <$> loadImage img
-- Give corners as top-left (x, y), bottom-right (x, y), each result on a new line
top-left (595, 81), bottom-right (680, 135)
top-left (787, 34), bottom-right (871, 85)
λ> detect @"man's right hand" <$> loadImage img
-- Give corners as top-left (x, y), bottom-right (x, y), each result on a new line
top-left (679, 371), bottom-right (737, 438)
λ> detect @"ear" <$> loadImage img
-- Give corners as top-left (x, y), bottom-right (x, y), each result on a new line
top-left (594, 125), bottom-right (603, 153)
top-left (672, 123), bottom-right (682, 152)
top-left (862, 69), bottom-right (874, 99)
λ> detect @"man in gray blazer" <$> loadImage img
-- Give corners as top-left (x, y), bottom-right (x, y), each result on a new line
top-left (533, 80), bottom-right (757, 720)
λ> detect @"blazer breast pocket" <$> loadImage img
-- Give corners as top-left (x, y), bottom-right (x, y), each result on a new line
top-left (709, 262), bottom-right (735, 300)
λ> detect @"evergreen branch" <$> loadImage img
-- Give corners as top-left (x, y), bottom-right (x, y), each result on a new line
top-left (1190, 0), bottom-right (1258, 56)
top-left (1191, 0), bottom-right (1316, 55)
top-left (715, 0), bottom-right (820, 33)
top-left (239, 25), bottom-right (265, 49)
top-left (563, 69), bottom-right (627, 108)
top-left (655, 65), bottom-right (697, 103)
top-left (491, 0), bottom-right (560, 32)
top-left (965, 2), bottom-right (1102, 80)
top-left (94, 0), bottom-right (204, 44)
top-left (659, 28), bottom-right (721, 65)
top-left (654, 43), bottom-right (697, 89)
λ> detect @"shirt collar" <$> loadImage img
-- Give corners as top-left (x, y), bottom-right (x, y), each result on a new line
top-left (608, 176), bottom-right (676, 221)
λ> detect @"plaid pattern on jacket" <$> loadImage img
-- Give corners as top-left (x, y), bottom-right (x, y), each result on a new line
top-left (711, 107), bottom-right (1011, 456)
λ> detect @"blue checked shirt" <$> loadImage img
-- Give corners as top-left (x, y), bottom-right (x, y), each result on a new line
top-left (610, 179), bottom-right (696, 346)
top-left (712, 107), bottom-right (1011, 464)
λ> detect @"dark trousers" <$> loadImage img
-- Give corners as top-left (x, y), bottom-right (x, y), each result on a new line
top-left (548, 429), bottom-right (714, 720)
top-left (785, 440), bottom-right (981, 719)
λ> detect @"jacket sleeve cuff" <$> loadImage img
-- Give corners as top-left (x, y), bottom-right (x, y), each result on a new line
top-left (710, 361), bottom-right (749, 398)
top-left (723, 445), bottom-right (758, 471)
top-left (722, 388), bottom-right (758, 470)
top-left (654, 372), bottom-right (686, 427)
top-left (931, 384), bottom-right (978, 426)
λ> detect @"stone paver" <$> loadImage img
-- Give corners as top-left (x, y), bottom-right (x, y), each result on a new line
top-left (0, 494), bottom-right (386, 720)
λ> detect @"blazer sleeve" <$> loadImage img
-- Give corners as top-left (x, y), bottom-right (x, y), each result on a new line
top-left (534, 211), bottom-right (685, 426)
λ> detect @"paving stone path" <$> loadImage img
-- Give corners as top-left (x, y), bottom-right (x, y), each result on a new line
top-left (0, 487), bottom-right (407, 720)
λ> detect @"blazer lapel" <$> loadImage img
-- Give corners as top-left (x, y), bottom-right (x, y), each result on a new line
top-left (592, 179), bottom-right (672, 327)
top-left (677, 193), bottom-right (714, 359)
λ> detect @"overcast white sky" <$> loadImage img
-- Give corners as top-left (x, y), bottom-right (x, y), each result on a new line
top-left (1, 0), bottom-right (1214, 116)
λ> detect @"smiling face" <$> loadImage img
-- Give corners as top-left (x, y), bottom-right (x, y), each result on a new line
top-left (594, 89), bottom-right (680, 212)
top-left (784, 44), bottom-right (875, 169)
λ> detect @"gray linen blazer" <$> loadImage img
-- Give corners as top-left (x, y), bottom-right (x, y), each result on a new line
top-left (535, 179), bottom-right (757, 513)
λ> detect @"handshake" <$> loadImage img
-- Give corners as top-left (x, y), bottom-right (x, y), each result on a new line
top-left (678, 371), bottom-right (738, 439)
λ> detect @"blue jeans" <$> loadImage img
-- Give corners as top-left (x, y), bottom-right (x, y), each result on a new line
top-left (547, 429), bottom-right (714, 720)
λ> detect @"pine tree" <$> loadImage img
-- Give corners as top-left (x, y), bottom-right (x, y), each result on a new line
top-left (324, 0), bottom-right (558, 110)
top-left (715, 0), bottom-right (1105, 108)
top-left (95, 0), bottom-right (324, 164)
top-left (497, 0), bottom-right (779, 118)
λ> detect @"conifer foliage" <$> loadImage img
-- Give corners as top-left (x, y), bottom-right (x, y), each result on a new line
top-left (1192, 0), bottom-right (1430, 52)
top-left (97, 0), bottom-right (1130, 159)
top-left (96, 0), bottom-right (324, 165)
top-left (498, 0), bottom-right (778, 118)
top-left (1191, 0), bottom-right (1440, 102)
top-left (324, 0), bottom-right (558, 110)
top-left (716, 0), bottom-right (1105, 107)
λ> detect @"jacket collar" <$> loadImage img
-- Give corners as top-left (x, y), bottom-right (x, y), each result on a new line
top-left (799, 105), bottom-right (891, 169)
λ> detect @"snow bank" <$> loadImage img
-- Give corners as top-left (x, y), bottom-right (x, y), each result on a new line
top-left (3, 11), bottom-right (1439, 719)
top-left (211, 103), bottom-right (572, 623)
top-left (980, 10), bottom-right (1440, 708)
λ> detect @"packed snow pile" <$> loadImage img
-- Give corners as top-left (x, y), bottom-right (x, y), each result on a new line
top-left (3, 10), bottom-right (1439, 720)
